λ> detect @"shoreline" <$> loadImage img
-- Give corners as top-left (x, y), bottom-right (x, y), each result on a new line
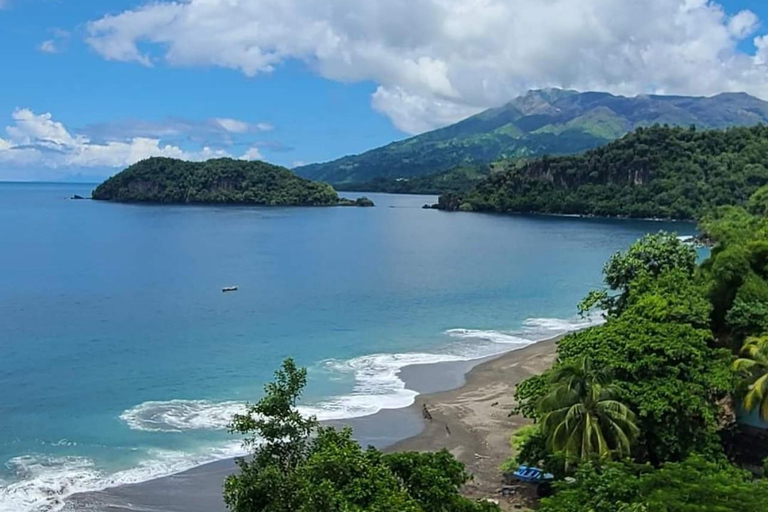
top-left (64, 335), bottom-right (562, 512)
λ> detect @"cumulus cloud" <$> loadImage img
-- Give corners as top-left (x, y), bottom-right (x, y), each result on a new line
top-left (86, 0), bottom-right (768, 134)
top-left (0, 108), bottom-right (230, 170)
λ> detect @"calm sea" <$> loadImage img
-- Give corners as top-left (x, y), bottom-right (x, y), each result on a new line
top-left (0, 182), bottom-right (696, 511)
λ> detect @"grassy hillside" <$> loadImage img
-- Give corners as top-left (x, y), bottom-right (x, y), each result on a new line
top-left (436, 125), bottom-right (768, 219)
top-left (296, 89), bottom-right (768, 185)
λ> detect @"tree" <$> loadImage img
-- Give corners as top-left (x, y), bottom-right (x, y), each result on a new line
top-left (537, 357), bottom-right (639, 466)
top-left (224, 359), bottom-right (499, 512)
top-left (733, 335), bottom-right (768, 421)
top-left (225, 358), bottom-right (318, 512)
top-left (579, 233), bottom-right (698, 317)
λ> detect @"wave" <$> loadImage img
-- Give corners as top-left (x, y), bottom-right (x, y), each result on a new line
top-left (121, 399), bottom-right (246, 433)
top-left (1, 315), bottom-right (598, 512)
top-left (121, 315), bottom-right (600, 434)
top-left (0, 443), bottom-right (244, 512)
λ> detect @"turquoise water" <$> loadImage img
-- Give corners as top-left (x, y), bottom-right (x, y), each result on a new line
top-left (0, 183), bottom-right (696, 511)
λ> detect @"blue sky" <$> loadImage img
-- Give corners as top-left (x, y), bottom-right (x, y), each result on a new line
top-left (1, 0), bottom-right (768, 180)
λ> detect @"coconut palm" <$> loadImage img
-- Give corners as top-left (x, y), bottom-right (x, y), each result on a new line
top-left (733, 335), bottom-right (768, 421)
top-left (537, 357), bottom-right (639, 466)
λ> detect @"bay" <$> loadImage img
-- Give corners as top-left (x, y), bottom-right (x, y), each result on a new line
top-left (0, 182), bottom-right (696, 511)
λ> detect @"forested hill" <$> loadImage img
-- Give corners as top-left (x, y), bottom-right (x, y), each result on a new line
top-left (92, 157), bottom-right (355, 206)
top-left (295, 89), bottom-right (768, 185)
top-left (435, 125), bottom-right (768, 220)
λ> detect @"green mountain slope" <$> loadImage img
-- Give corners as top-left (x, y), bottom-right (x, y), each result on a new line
top-left (435, 125), bottom-right (768, 219)
top-left (92, 157), bottom-right (346, 206)
top-left (295, 89), bottom-right (768, 185)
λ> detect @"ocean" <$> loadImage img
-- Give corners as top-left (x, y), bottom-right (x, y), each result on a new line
top-left (0, 183), bottom-right (696, 511)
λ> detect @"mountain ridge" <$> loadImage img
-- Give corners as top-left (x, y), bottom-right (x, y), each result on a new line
top-left (295, 89), bottom-right (768, 185)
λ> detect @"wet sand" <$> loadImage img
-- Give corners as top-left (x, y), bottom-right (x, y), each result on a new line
top-left (65, 337), bottom-right (559, 511)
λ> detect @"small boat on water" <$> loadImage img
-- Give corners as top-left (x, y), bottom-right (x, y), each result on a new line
top-left (222, 286), bottom-right (239, 293)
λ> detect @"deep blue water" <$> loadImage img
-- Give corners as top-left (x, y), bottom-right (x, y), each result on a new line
top-left (0, 182), bottom-right (696, 511)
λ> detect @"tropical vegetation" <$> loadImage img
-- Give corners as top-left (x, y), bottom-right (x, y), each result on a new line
top-left (92, 157), bottom-right (372, 207)
top-left (295, 89), bottom-right (768, 185)
top-left (437, 124), bottom-right (768, 219)
top-left (224, 359), bottom-right (498, 512)
top-left (508, 191), bottom-right (768, 510)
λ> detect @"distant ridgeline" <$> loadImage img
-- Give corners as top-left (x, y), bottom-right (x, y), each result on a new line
top-left (296, 89), bottom-right (768, 186)
top-left (431, 125), bottom-right (768, 220)
top-left (92, 157), bottom-right (373, 207)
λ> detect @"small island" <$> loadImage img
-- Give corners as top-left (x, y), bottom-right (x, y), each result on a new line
top-left (92, 157), bottom-right (373, 207)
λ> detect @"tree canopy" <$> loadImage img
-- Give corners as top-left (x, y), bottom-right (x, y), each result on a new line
top-left (92, 157), bottom-right (344, 206)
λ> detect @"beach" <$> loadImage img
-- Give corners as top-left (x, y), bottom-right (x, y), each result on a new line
top-left (65, 335), bottom-right (558, 512)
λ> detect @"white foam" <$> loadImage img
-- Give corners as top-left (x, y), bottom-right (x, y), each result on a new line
top-left (307, 352), bottom-right (468, 420)
top-left (522, 316), bottom-right (603, 333)
top-left (445, 328), bottom-right (532, 345)
top-left (120, 400), bottom-right (246, 433)
top-left (0, 443), bottom-right (245, 512)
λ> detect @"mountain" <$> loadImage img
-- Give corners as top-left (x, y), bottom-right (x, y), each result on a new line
top-left (92, 157), bottom-right (373, 207)
top-left (433, 124), bottom-right (768, 220)
top-left (295, 89), bottom-right (768, 185)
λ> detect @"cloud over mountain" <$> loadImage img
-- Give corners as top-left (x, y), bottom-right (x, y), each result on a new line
top-left (86, 0), bottom-right (768, 134)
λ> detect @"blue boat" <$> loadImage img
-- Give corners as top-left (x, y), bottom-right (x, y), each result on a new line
top-left (512, 465), bottom-right (555, 483)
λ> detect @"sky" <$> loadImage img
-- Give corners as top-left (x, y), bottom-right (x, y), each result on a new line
top-left (2, 0), bottom-right (768, 181)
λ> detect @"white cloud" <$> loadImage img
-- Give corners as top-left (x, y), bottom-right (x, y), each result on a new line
top-left (86, 0), bottom-right (768, 134)
top-left (38, 40), bottom-right (59, 54)
top-left (241, 146), bottom-right (263, 160)
top-left (0, 108), bottom-right (230, 171)
top-left (215, 118), bottom-right (250, 133)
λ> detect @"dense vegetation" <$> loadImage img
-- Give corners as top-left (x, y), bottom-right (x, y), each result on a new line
top-left (296, 89), bottom-right (768, 185)
top-left (508, 193), bottom-right (768, 510)
top-left (224, 359), bottom-right (498, 512)
top-left (438, 125), bottom-right (768, 219)
top-left (336, 165), bottom-right (491, 195)
top-left (92, 157), bottom-right (370, 207)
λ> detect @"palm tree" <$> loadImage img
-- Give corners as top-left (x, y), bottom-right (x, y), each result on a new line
top-left (733, 335), bottom-right (768, 421)
top-left (537, 357), bottom-right (639, 466)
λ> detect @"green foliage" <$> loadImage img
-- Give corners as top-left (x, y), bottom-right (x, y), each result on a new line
top-left (92, 157), bottom-right (342, 206)
top-left (538, 461), bottom-right (645, 512)
top-left (516, 232), bottom-right (733, 467)
top-left (701, 207), bottom-right (768, 338)
top-left (748, 185), bottom-right (768, 216)
top-left (338, 165), bottom-right (491, 195)
top-left (297, 90), bottom-right (768, 186)
top-left (539, 456), bottom-right (768, 512)
top-left (733, 335), bottom-right (768, 422)
top-left (581, 232), bottom-right (698, 316)
top-left (638, 456), bottom-right (768, 512)
top-left (537, 357), bottom-right (639, 466)
top-left (383, 451), bottom-right (492, 512)
top-left (224, 359), bottom-right (498, 512)
top-left (446, 124), bottom-right (768, 219)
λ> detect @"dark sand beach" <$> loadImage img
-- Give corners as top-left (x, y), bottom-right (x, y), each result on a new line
top-left (65, 336), bottom-right (559, 511)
